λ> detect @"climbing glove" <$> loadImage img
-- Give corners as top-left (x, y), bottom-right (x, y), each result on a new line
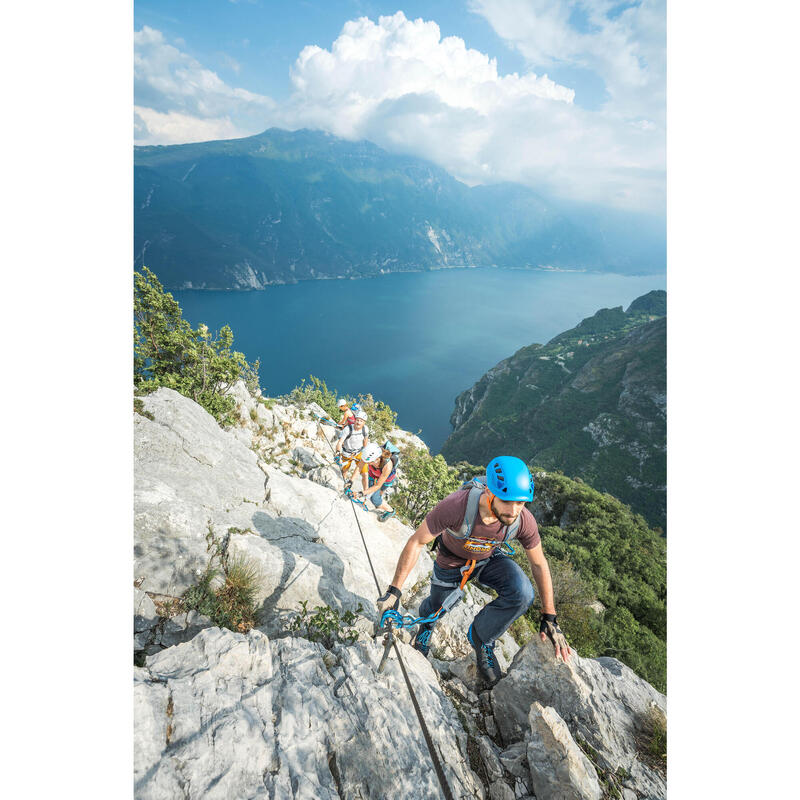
top-left (539, 613), bottom-right (571, 660)
top-left (376, 585), bottom-right (402, 619)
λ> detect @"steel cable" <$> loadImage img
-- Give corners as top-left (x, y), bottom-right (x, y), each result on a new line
top-left (316, 418), bottom-right (457, 800)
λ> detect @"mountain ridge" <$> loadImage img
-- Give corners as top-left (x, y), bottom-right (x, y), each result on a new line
top-left (442, 291), bottom-right (667, 530)
top-left (134, 127), bottom-right (665, 289)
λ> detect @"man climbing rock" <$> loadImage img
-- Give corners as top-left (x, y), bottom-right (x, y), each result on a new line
top-left (376, 456), bottom-right (570, 687)
top-left (335, 410), bottom-right (369, 485)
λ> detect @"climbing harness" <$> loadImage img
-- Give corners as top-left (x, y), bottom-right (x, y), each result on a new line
top-left (344, 486), bottom-right (370, 511)
top-left (380, 557), bottom-right (483, 631)
top-left (314, 416), bottom-right (457, 800)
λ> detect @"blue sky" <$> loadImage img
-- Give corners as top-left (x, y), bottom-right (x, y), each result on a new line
top-left (134, 1), bottom-right (665, 214)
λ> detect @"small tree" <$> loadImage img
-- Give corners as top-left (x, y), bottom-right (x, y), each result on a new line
top-left (393, 450), bottom-right (461, 527)
top-left (134, 266), bottom-right (260, 425)
top-left (356, 392), bottom-right (398, 443)
top-left (289, 375), bottom-right (340, 418)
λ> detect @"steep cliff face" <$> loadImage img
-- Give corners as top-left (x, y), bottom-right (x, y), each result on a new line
top-left (133, 384), bottom-right (666, 799)
top-left (441, 292), bottom-right (666, 531)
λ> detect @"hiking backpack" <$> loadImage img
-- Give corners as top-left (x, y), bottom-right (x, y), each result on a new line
top-left (433, 477), bottom-right (521, 555)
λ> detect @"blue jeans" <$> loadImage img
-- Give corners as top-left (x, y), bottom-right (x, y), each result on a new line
top-left (368, 475), bottom-right (393, 507)
top-left (419, 551), bottom-right (534, 644)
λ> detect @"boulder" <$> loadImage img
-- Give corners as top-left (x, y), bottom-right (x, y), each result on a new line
top-left (134, 388), bottom-right (268, 596)
top-left (526, 702), bottom-right (602, 800)
top-left (306, 464), bottom-right (342, 490)
top-left (134, 587), bottom-right (159, 650)
top-left (156, 609), bottom-right (214, 649)
top-left (491, 637), bottom-right (666, 797)
top-left (290, 445), bottom-right (326, 470)
top-left (134, 627), bottom-right (485, 800)
top-left (218, 467), bottom-right (431, 637)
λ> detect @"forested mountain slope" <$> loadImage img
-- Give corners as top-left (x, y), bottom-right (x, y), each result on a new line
top-left (442, 291), bottom-right (666, 530)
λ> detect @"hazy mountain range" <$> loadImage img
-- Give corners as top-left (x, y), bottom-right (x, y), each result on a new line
top-left (134, 128), bottom-right (665, 289)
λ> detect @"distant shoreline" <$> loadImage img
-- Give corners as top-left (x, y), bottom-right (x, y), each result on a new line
top-left (165, 263), bottom-right (666, 292)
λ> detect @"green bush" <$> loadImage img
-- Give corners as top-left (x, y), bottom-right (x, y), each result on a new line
top-left (289, 375), bottom-right (341, 418)
top-left (639, 706), bottom-right (667, 771)
top-left (134, 266), bottom-right (260, 426)
top-left (356, 392), bottom-right (398, 443)
top-left (288, 600), bottom-right (363, 648)
top-left (393, 450), bottom-right (461, 527)
top-left (181, 527), bottom-right (262, 632)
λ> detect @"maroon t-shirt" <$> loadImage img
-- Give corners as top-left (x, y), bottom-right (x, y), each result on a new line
top-left (425, 488), bottom-right (541, 568)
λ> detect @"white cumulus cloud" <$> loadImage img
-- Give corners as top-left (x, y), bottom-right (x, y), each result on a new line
top-left (469, 0), bottom-right (665, 125)
top-left (271, 11), bottom-right (663, 212)
top-left (133, 12), bottom-right (664, 212)
top-left (134, 26), bottom-right (274, 144)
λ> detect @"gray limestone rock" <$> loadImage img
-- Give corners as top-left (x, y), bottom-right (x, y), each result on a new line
top-left (488, 780), bottom-right (516, 800)
top-left (134, 388), bottom-right (429, 636)
top-left (290, 445), bottom-right (326, 470)
top-left (526, 702), bottom-right (602, 800)
top-left (134, 627), bottom-right (484, 800)
top-left (156, 609), bottom-right (214, 649)
top-left (228, 467), bottom-right (431, 637)
top-left (306, 464), bottom-right (342, 490)
top-left (134, 388), bottom-right (268, 596)
top-left (134, 587), bottom-right (158, 633)
top-left (492, 637), bottom-right (666, 798)
top-left (498, 741), bottom-right (529, 783)
top-left (477, 734), bottom-right (505, 782)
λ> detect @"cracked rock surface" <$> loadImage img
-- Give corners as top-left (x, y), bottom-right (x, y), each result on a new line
top-left (134, 385), bottom-right (666, 799)
top-left (135, 627), bottom-right (484, 800)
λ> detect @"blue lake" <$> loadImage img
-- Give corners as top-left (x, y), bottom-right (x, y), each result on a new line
top-left (174, 268), bottom-right (666, 453)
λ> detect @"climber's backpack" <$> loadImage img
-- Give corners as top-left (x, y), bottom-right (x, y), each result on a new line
top-left (431, 477), bottom-right (521, 556)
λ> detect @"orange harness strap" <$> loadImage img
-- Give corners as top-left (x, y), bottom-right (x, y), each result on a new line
top-left (459, 559), bottom-right (478, 590)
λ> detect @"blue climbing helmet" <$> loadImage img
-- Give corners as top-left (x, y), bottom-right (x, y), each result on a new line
top-left (486, 456), bottom-right (534, 502)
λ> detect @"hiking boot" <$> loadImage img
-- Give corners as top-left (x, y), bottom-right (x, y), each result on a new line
top-left (413, 622), bottom-right (435, 658)
top-left (378, 510), bottom-right (396, 523)
top-left (468, 623), bottom-right (504, 687)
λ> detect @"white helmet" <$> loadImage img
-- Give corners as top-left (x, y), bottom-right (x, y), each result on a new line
top-left (355, 410), bottom-right (368, 421)
top-left (337, 398), bottom-right (348, 408)
top-left (361, 443), bottom-right (382, 463)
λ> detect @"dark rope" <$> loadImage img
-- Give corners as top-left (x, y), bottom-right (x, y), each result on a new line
top-left (316, 418), bottom-right (456, 800)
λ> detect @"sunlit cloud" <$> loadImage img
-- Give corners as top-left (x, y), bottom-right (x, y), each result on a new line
top-left (134, 26), bottom-right (273, 144)
top-left (133, 10), bottom-right (664, 212)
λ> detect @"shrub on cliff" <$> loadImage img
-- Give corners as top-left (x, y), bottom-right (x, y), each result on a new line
top-left (393, 450), bottom-right (461, 527)
top-left (289, 375), bottom-right (340, 418)
top-left (355, 392), bottom-right (397, 443)
top-left (134, 266), bottom-right (260, 425)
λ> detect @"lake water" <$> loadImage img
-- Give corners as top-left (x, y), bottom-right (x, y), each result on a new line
top-left (174, 268), bottom-right (666, 453)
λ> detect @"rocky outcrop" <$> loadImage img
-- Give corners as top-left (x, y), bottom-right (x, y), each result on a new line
top-left (441, 297), bottom-right (667, 531)
top-left (526, 702), bottom-right (602, 800)
top-left (134, 387), bottom-right (431, 635)
top-left (492, 636), bottom-right (666, 798)
top-left (134, 384), bottom-right (666, 799)
top-left (135, 627), bottom-right (485, 800)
